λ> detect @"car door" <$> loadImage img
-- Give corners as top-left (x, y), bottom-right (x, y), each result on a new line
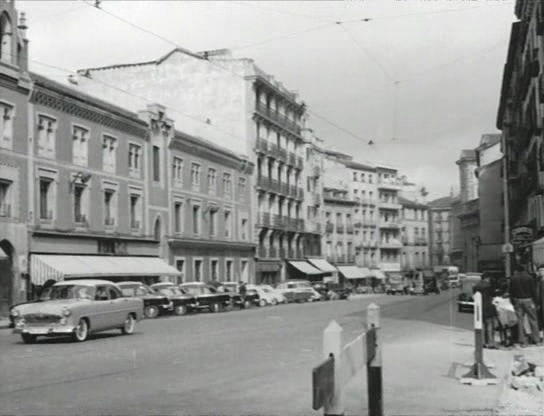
top-left (107, 286), bottom-right (128, 328)
top-left (91, 285), bottom-right (113, 331)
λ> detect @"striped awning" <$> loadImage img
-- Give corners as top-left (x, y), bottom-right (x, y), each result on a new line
top-left (288, 261), bottom-right (324, 275)
top-left (30, 255), bottom-right (181, 285)
top-left (307, 258), bottom-right (337, 273)
top-left (338, 266), bottom-right (369, 279)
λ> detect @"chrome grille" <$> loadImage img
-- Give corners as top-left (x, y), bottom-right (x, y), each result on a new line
top-left (23, 313), bottom-right (62, 324)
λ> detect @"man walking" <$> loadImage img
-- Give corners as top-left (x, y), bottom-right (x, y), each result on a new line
top-left (473, 274), bottom-right (498, 348)
top-left (509, 265), bottom-right (540, 347)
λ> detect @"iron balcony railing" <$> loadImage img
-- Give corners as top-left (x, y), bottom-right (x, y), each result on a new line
top-left (257, 212), bottom-right (271, 227)
top-left (258, 246), bottom-right (267, 258)
top-left (336, 224), bottom-right (345, 234)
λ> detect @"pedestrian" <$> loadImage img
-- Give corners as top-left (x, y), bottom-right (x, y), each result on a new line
top-left (473, 273), bottom-right (498, 349)
top-left (509, 265), bottom-right (541, 347)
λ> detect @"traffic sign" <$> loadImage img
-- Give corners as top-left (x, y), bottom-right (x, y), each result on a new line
top-left (312, 354), bottom-right (334, 410)
top-left (502, 243), bottom-right (513, 254)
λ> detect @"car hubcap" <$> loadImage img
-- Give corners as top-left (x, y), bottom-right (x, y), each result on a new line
top-left (76, 321), bottom-right (87, 340)
top-left (125, 317), bottom-right (134, 332)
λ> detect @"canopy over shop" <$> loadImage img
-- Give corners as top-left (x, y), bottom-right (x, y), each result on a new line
top-left (30, 255), bottom-right (181, 286)
top-left (286, 261), bottom-right (326, 281)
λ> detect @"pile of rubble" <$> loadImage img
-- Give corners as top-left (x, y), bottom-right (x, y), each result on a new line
top-left (496, 353), bottom-right (544, 416)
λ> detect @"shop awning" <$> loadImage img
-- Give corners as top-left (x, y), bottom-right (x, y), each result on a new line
top-left (288, 261), bottom-right (324, 275)
top-left (369, 269), bottom-right (387, 280)
top-left (30, 255), bottom-right (181, 285)
top-left (338, 266), bottom-right (369, 279)
top-left (307, 258), bottom-right (337, 273)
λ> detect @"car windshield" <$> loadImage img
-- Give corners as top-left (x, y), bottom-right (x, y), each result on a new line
top-left (160, 287), bottom-right (184, 296)
top-left (181, 285), bottom-right (204, 295)
top-left (120, 285), bottom-right (151, 297)
top-left (49, 284), bottom-right (95, 300)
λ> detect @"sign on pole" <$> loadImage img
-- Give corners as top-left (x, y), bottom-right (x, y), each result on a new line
top-left (502, 243), bottom-right (513, 254)
top-left (312, 355), bottom-right (335, 410)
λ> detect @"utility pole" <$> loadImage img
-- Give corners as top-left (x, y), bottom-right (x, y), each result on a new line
top-left (502, 133), bottom-right (512, 277)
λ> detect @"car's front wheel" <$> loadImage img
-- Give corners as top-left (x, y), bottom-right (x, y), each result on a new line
top-left (144, 305), bottom-right (159, 319)
top-left (259, 299), bottom-right (266, 307)
top-left (174, 305), bottom-right (187, 316)
top-left (73, 318), bottom-right (89, 342)
top-left (121, 314), bottom-right (135, 335)
top-left (21, 333), bottom-right (36, 344)
top-left (210, 302), bottom-right (221, 313)
top-left (243, 300), bottom-right (251, 309)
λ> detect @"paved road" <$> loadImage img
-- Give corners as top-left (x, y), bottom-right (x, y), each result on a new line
top-left (0, 291), bottom-right (470, 415)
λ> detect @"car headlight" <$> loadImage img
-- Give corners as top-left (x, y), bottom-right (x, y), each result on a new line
top-left (62, 307), bottom-right (72, 317)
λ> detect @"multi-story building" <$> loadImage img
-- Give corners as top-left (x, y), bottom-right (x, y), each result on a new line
top-left (497, 0), bottom-right (544, 269)
top-left (345, 160), bottom-right (379, 269)
top-left (476, 134), bottom-right (505, 276)
top-left (428, 196), bottom-right (455, 267)
top-left (0, 0), bottom-right (31, 313)
top-left (74, 48), bottom-right (322, 285)
top-left (399, 197), bottom-right (429, 271)
top-left (376, 165), bottom-right (402, 272)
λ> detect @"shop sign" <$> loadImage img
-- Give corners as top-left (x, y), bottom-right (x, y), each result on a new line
top-left (511, 226), bottom-right (534, 244)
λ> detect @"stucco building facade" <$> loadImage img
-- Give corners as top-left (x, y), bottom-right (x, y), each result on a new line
top-left (400, 197), bottom-right (429, 271)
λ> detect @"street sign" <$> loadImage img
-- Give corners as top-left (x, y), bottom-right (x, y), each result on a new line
top-left (312, 355), bottom-right (334, 410)
top-left (502, 243), bottom-right (513, 254)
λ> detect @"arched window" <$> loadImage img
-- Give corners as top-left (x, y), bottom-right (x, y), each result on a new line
top-left (0, 12), bottom-right (13, 63)
top-left (153, 217), bottom-right (161, 241)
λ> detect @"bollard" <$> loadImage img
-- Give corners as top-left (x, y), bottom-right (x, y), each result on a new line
top-left (367, 303), bottom-right (383, 416)
top-left (323, 320), bottom-right (344, 416)
top-left (460, 292), bottom-right (497, 385)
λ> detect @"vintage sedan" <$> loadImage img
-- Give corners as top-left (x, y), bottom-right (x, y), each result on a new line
top-left (11, 280), bottom-right (143, 344)
top-left (118, 282), bottom-right (172, 319)
top-left (179, 282), bottom-right (231, 312)
top-left (150, 282), bottom-right (197, 315)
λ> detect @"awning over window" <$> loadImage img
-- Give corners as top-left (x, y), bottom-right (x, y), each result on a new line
top-left (30, 255), bottom-right (181, 285)
top-left (338, 266), bottom-right (369, 279)
top-left (369, 269), bottom-right (387, 280)
top-left (288, 261), bottom-right (324, 275)
top-left (307, 258), bottom-right (337, 273)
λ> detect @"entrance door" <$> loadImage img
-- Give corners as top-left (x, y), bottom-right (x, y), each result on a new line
top-left (0, 240), bottom-right (14, 315)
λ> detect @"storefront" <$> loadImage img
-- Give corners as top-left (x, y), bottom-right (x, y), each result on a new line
top-left (338, 265), bottom-right (370, 289)
top-left (306, 258), bottom-right (338, 282)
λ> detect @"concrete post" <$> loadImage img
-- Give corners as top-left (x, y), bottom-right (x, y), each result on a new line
top-left (323, 320), bottom-right (344, 416)
top-left (367, 303), bottom-right (383, 416)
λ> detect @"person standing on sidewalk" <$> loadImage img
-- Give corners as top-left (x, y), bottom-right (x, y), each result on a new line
top-left (473, 273), bottom-right (498, 348)
top-left (509, 265), bottom-right (541, 347)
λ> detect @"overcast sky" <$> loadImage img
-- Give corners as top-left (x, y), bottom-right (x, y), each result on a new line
top-left (18, 0), bottom-right (516, 199)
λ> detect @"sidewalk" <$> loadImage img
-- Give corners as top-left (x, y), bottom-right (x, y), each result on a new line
top-left (0, 317), bottom-right (11, 329)
top-left (342, 319), bottom-right (515, 416)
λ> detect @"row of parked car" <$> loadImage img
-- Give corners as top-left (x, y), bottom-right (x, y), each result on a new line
top-left (8, 279), bottom-right (350, 344)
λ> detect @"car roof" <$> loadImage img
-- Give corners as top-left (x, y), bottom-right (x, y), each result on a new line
top-left (117, 281), bottom-right (147, 286)
top-left (151, 282), bottom-right (174, 287)
top-left (54, 279), bottom-right (121, 287)
top-left (180, 282), bottom-right (206, 286)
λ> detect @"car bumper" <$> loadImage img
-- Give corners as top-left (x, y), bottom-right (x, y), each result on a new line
top-left (458, 301), bottom-right (474, 310)
top-left (13, 322), bottom-right (76, 336)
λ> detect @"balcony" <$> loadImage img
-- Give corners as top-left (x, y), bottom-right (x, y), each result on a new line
top-left (287, 218), bottom-right (298, 232)
top-left (288, 248), bottom-right (295, 258)
top-left (288, 152), bottom-right (296, 166)
top-left (257, 176), bottom-right (269, 188)
top-left (268, 142), bottom-right (279, 158)
top-left (336, 224), bottom-right (345, 234)
top-left (0, 203), bottom-right (11, 217)
top-left (130, 219), bottom-right (141, 230)
top-left (278, 148), bottom-right (287, 161)
top-left (379, 220), bottom-right (401, 229)
top-left (280, 182), bottom-right (289, 195)
top-left (362, 219), bottom-right (378, 227)
top-left (379, 200), bottom-right (401, 210)
top-left (270, 178), bottom-right (280, 193)
top-left (361, 198), bottom-right (376, 206)
top-left (297, 187), bottom-right (304, 200)
top-left (272, 214), bottom-right (283, 228)
top-left (257, 212), bottom-right (271, 227)
top-left (415, 237), bottom-right (428, 246)
top-left (269, 247), bottom-right (278, 258)
top-left (380, 239), bottom-right (403, 249)
top-left (256, 138), bottom-right (268, 154)
top-left (377, 178), bottom-right (402, 191)
top-left (296, 218), bottom-right (305, 232)
top-left (313, 193), bottom-right (321, 206)
top-left (325, 222), bottom-right (334, 233)
top-left (346, 224), bottom-right (354, 234)
top-left (104, 217), bottom-right (115, 226)
top-left (255, 102), bottom-right (302, 136)
top-left (258, 246), bottom-right (267, 258)
top-left (296, 156), bottom-right (303, 169)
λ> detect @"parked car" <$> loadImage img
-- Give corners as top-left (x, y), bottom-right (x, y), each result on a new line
top-left (11, 280), bottom-right (143, 344)
top-left (246, 284), bottom-right (277, 306)
top-left (179, 282), bottom-right (231, 312)
top-left (385, 274), bottom-right (408, 295)
top-left (276, 280), bottom-right (315, 303)
top-left (423, 278), bottom-right (440, 295)
top-left (312, 282), bottom-right (332, 300)
top-left (221, 282), bottom-right (261, 308)
top-left (150, 282), bottom-right (197, 315)
top-left (118, 282), bottom-right (172, 319)
top-left (258, 285), bottom-right (287, 304)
